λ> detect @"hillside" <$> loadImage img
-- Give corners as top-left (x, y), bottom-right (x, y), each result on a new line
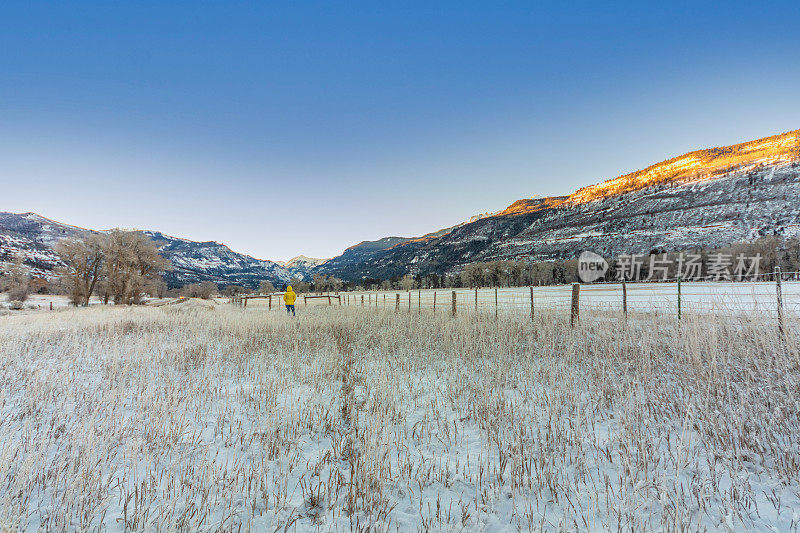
top-left (317, 237), bottom-right (411, 280)
top-left (142, 231), bottom-right (296, 288)
top-left (0, 213), bottom-right (91, 279)
top-left (314, 129), bottom-right (800, 280)
top-left (0, 216), bottom-right (303, 288)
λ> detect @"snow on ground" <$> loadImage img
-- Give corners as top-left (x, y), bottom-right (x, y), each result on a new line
top-left (0, 294), bottom-right (99, 314)
top-left (1, 295), bottom-right (166, 314)
top-left (1, 305), bottom-right (798, 530)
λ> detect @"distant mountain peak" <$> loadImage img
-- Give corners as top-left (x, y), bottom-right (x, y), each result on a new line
top-left (283, 255), bottom-right (327, 268)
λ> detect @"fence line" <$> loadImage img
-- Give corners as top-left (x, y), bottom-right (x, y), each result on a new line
top-left (232, 274), bottom-right (798, 333)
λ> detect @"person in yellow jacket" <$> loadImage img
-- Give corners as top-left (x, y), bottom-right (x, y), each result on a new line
top-left (283, 286), bottom-right (297, 316)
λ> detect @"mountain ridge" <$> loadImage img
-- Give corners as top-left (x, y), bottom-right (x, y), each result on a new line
top-left (3, 128), bottom-right (800, 286)
top-left (313, 129), bottom-right (800, 280)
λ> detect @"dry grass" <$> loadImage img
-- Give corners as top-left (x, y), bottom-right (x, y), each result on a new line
top-left (0, 304), bottom-right (798, 531)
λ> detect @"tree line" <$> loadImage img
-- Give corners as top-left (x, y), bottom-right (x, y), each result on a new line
top-left (3, 234), bottom-right (800, 306)
top-left (221, 274), bottom-right (345, 297)
top-left (346, 236), bottom-right (800, 291)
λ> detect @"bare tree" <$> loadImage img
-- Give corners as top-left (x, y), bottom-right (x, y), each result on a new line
top-left (0, 255), bottom-right (31, 303)
top-left (55, 235), bottom-right (105, 306)
top-left (329, 277), bottom-right (344, 293)
top-left (312, 273), bottom-right (328, 294)
top-left (288, 277), bottom-right (311, 293)
top-left (222, 285), bottom-right (249, 297)
top-left (180, 284), bottom-right (200, 298)
top-left (200, 281), bottom-right (218, 299)
top-left (486, 262), bottom-right (503, 287)
top-left (510, 261), bottom-right (525, 286)
top-left (461, 263), bottom-right (485, 288)
top-left (151, 279), bottom-right (168, 299)
top-left (104, 230), bottom-right (170, 305)
top-left (28, 277), bottom-right (49, 294)
top-left (258, 280), bottom-right (276, 294)
top-left (95, 279), bottom-right (111, 304)
top-left (399, 274), bottom-right (415, 291)
top-left (182, 281), bottom-right (217, 299)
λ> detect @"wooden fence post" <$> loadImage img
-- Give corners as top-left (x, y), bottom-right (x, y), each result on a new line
top-left (475, 287), bottom-right (478, 315)
top-left (433, 291), bottom-right (437, 314)
top-left (529, 286), bottom-right (534, 321)
top-left (408, 292), bottom-right (411, 313)
top-left (677, 276), bottom-right (682, 321)
top-left (244, 297), bottom-right (248, 308)
top-left (418, 290), bottom-right (421, 314)
top-left (396, 293), bottom-right (400, 312)
top-left (776, 267), bottom-right (785, 338)
top-left (361, 295), bottom-right (364, 307)
top-left (622, 280), bottom-right (627, 320)
top-left (304, 295), bottom-right (308, 305)
top-left (269, 295), bottom-right (272, 310)
top-left (495, 288), bottom-right (499, 320)
top-left (50, 301), bottom-right (53, 311)
top-left (451, 291), bottom-right (457, 317)
top-left (570, 283), bottom-right (580, 327)
top-left (327, 295), bottom-right (332, 305)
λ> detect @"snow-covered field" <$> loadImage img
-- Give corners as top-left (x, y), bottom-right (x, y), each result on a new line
top-left (1, 304), bottom-right (799, 530)
top-left (2, 295), bottom-right (172, 314)
top-left (8, 294), bottom-right (101, 310)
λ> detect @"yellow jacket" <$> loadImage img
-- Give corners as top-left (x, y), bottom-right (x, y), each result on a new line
top-left (283, 287), bottom-right (297, 305)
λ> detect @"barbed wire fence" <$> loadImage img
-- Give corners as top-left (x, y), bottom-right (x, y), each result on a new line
top-left (233, 269), bottom-right (799, 335)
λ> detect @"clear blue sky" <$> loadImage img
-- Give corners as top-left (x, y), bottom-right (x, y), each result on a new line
top-left (2, 1), bottom-right (799, 260)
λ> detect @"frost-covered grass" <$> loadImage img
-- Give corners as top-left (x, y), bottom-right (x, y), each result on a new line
top-left (0, 305), bottom-right (799, 531)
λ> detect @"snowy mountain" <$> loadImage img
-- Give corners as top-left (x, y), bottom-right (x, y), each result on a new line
top-left (142, 231), bottom-right (296, 288)
top-left (0, 215), bottom-right (303, 288)
top-left (313, 129), bottom-right (800, 280)
top-left (0, 212), bottom-right (91, 279)
top-left (316, 237), bottom-right (412, 280)
top-left (4, 128), bottom-right (800, 286)
top-left (275, 255), bottom-right (328, 279)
